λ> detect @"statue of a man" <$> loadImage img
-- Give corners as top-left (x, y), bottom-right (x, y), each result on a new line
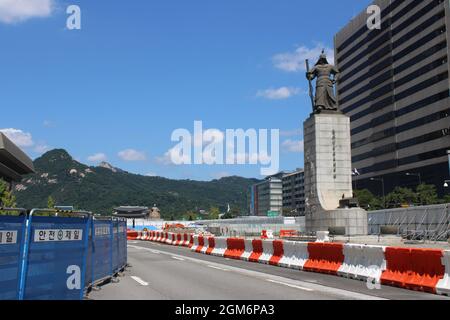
top-left (306, 51), bottom-right (340, 113)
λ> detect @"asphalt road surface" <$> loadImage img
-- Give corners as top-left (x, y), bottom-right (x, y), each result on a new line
top-left (88, 241), bottom-right (450, 300)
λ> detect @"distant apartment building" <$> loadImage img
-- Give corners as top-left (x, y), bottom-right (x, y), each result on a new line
top-left (248, 170), bottom-right (305, 217)
top-left (282, 169), bottom-right (306, 216)
top-left (248, 173), bottom-right (283, 217)
top-left (335, 0), bottom-right (450, 197)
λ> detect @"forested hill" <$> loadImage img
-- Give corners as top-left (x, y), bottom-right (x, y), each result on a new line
top-left (13, 149), bottom-right (259, 219)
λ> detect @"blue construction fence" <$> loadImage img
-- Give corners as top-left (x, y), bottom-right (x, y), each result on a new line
top-left (0, 208), bottom-right (127, 300)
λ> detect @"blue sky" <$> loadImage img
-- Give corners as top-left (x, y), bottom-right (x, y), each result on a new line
top-left (0, 0), bottom-right (371, 180)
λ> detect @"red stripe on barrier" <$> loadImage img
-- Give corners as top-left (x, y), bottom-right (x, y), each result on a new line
top-left (195, 236), bottom-right (205, 253)
top-left (188, 235), bottom-right (194, 248)
top-left (206, 237), bottom-right (215, 255)
top-left (303, 243), bottom-right (344, 275)
top-left (249, 240), bottom-right (263, 262)
top-left (381, 247), bottom-right (445, 293)
top-left (269, 240), bottom-right (284, 266)
top-left (224, 238), bottom-right (245, 259)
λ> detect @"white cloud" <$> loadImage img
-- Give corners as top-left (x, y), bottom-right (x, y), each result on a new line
top-left (256, 87), bottom-right (304, 100)
top-left (118, 149), bottom-right (147, 161)
top-left (145, 172), bottom-right (157, 177)
top-left (282, 139), bottom-right (304, 153)
top-left (273, 44), bottom-right (334, 72)
top-left (0, 128), bottom-right (34, 147)
top-left (34, 144), bottom-right (50, 154)
top-left (0, 0), bottom-right (53, 24)
top-left (87, 153), bottom-right (108, 163)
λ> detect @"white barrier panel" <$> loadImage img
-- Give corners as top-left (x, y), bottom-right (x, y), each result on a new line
top-left (190, 235), bottom-right (199, 252)
top-left (156, 232), bottom-right (162, 242)
top-left (211, 237), bottom-right (227, 257)
top-left (338, 244), bottom-right (386, 282)
top-left (259, 240), bottom-right (274, 264)
top-left (437, 250), bottom-right (450, 296)
top-left (279, 241), bottom-right (309, 270)
top-left (241, 239), bottom-right (253, 261)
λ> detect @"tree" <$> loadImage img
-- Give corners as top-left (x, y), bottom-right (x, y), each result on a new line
top-left (0, 179), bottom-right (17, 208)
top-left (208, 206), bottom-right (220, 220)
top-left (47, 196), bottom-right (56, 209)
top-left (443, 195), bottom-right (450, 204)
top-left (354, 189), bottom-right (383, 210)
top-left (416, 184), bottom-right (439, 206)
top-left (385, 187), bottom-right (417, 208)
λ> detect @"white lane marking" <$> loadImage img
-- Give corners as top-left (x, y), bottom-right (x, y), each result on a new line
top-left (128, 241), bottom-right (139, 244)
top-left (207, 265), bottom-right (229, 271)
top-left (266, 279), bottom-right (314, 292)
top-left (127, 244), bottom-right (386, 300)
top-left (172, 256), bottom-right (185, 261)
top-left (151, 250), bottom-right (160, 254)
top-left (131, 276), bottom-right (149, 286)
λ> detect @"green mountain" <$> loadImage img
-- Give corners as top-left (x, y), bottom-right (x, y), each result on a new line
top-left (12, 149), bottom-right (259, 219)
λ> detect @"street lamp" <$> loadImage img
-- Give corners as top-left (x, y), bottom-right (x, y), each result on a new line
top-left (370, 177), bottom-right (385, 208)
top-left (405, 172), bottom-right (422, 185)
top-left (444, 180), bottom-right (450, 188)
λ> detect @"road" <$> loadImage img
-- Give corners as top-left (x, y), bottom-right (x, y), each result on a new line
top-left (88, 241), bottom-right (450, 300)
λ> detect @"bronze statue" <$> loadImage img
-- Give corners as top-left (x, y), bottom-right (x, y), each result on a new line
top-left (306, 50), bottom-right (340, 113)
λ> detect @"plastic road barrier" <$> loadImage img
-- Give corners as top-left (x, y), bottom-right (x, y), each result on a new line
top-left (224, 238), bottom-right (245, 260)
top-left (196, 236), bottom-right (205, 253)
top-left (259, 240), bottom-right (274, 264)
top-left (338, 244), bottom-right (386, 282)
top-left (303, 243), bottom-right (344, 275)
top-left (241, 239), bottom-right (254, 261)
top-left (381, 247), bottom-right (445, 293)
top-left (211, 237), bottom-right (227, 257)
top-left (436, 250), bottom-right (450, 296)
top-left (248, 239), bottom-right (264, 263)
top-left (278, 241), bottom-right (309, 270)
top-left (22, 215), bottom-right (90, 300)
top-left (0, 214), bottom-right (27, 300)
top-left (205, 237), bottom-right (215, 255)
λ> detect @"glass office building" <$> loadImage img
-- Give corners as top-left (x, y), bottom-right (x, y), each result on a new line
top-left (335, 0), bottom-right (450, 196)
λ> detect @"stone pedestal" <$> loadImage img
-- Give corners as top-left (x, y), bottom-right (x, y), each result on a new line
top-left (303, 112), bottom-right (367, 236)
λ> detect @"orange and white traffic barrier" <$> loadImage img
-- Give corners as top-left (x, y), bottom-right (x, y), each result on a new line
top-left (381, 247), bottom-right (445, 294)
top-left (303, 242), bottom-right (344, 275)
top-left (190, 236), bottom-right (450, 296)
